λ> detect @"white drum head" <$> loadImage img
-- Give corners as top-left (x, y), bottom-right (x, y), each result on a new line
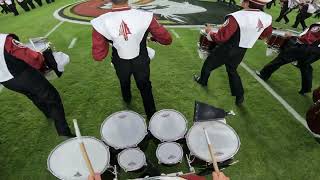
top-left (272, 30), bottom-right (286, 37)
top-left (47, 137), bottom-right (110, 180)
top-left (149, 109), bottom-right (187, 142)
top-left (118, 148), bottom-right (146, 172)
top-left (156, 142), bottom-right (183, 165)
top-left (186, 121), bottom-right (240, 162)
top-left (101, 111), bottom-right (147, 149)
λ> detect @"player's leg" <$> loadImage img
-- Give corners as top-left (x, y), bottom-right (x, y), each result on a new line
top-left (112, 58), bottom-right (132, 103)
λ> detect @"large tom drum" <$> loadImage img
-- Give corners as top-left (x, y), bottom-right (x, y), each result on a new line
top-left (149, 109), bottom-right (187, 142)
top-left (47, 137), bottom-right (110, 180)
top-left (186, 121), bottom-right (240, 163)
top-left (101, 111), bottom-right (148, 149)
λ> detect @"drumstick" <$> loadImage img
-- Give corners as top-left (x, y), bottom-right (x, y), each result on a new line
top-left (73, 119), bottom-right (95, 177)
top-left (203, 128), bottom-right (220, 173)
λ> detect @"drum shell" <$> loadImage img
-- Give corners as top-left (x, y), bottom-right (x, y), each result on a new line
top-left (266, 34), bottom-right (289, 50)
top-left (306, 101), bottom-right (320, 135)
top-left (312, 87), bottom-right (320, 103)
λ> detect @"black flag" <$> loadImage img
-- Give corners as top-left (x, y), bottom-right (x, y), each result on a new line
top-left (194, 101), bottom-right (233, 122)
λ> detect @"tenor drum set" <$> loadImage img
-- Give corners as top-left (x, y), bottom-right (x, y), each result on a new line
top-left (265, 29), bottom-right (300, 56)
top-left (47, 107), bottom-right (241, 179)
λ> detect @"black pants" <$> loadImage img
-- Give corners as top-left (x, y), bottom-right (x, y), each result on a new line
top-left (266, 0), bottom-right (276, 9)
top-left (33, 0), bottom-right (42, 6)
top-left (112, 57), bottom-right (156, 119)
top-left (1, 66), bottom-right (72, 136)
top-left (276, 2), bottom-right (290, 23)
top-left (293, 5), bottom-right (312, 30)
top-left (1, 4), bottom-right (10, 14)
top-left (7, 4), bottom-right (19, 16)
top-left (198, 46), bottom-right (247, 97)
top-left (259, 42), bottom-right (320, 92)
top-left (18, 0), bottom-right (35, 12)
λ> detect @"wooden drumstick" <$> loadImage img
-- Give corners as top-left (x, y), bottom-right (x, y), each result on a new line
top-left (73, 119), bottom-right (95, 177)
top-left (203, 128), bottom-right (220, 173)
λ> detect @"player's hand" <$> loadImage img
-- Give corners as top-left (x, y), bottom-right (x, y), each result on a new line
top-left (88, 173), bottom-right (102, 180)
top-left (212, 172), bottom-right (230, 180)
top-left (285, 32), bottom-right (292, 38)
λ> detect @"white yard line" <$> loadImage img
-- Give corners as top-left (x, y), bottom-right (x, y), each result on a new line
top-left (44, 21), bottom-right (64, 38)
top-left (68, 38), bottom-right (78, 49)
top-left (240, 62), bottom-right (320, 138)
top-left (170, 29), bottom-right (180, 39)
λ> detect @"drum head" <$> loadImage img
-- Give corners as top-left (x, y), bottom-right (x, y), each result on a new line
top-left (156, 142), bottom-right (183, 165)
top-left (186, 121), bottom-right (240, 162)
top-left (101, 111), bottom-right (147, 149)
top-left (118, 148), bottom-right (146, 172)
top-left (47, 137), bottom-right (110, 180)
top-left (149, 109), bottom-right (187, 142)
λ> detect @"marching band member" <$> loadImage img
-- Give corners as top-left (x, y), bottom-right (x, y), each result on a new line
top-left (17, 0), bottom-right (36, 12)
top-left (257, 23), bottom-right (320, 95)
top-left (90, 0), bottom-right (172, 120)
top-left (4, 0), bottom-right (19, 16)
top-left (0, 33), bottom-right (74, 137)
top-left (276, 0), bottom-right (290, 23)
top-left (0, 0), bottom-right (10, 14)
top-left (292, 0), bottom-right (313, 30)
top-left (194, 0), bottom-right (273, 105)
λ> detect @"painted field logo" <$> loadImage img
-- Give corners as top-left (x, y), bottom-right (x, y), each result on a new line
top-left (54, 0), bottom-right (239, 25)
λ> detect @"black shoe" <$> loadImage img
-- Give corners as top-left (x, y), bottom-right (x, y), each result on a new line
top-left (255, 70), bottom-right (267, 81)
top-left (285, 20), bottom-right (289, 24)
top-left (298, 89), bottom-right (311, 95)
top-left (235, 96), bottom-right (244, 106)
top-left (193, 74), bottom-right (207, 86)
top-left (291, 25), bottom-right (298, 29)
top-left (275, 19), bottom-right (280, 22)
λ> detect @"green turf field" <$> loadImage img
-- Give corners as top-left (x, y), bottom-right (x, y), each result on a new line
top-left (0, 0), bottom-right (320, 179)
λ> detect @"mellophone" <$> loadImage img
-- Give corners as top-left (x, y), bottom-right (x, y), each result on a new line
top-left (47, 109), bottom-right (241, 180)
top-left (197, 24), bottom-right (219, 60)
top-left (24, 37), bottom-right (69, 79)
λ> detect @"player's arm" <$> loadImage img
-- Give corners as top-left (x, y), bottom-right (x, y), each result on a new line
top-left (148, 16), bottom-right (172, 45)
top-left (259, 25), bottom-right (273, 40)
top-left (207, 16), bottom-right (238, 44)
top-left (92, 28), bottom-right (109, 61)
top-left (4, 35), bottom-right (44, 70)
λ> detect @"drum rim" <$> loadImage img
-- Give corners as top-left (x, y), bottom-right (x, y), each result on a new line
top-left (149, 109), bottom-right (188, 142)
top-left (100, 110), bottom-right (148, 149)
top-left (156, 142), bottom-right (183, 165)
top-left (186, 121), bottom-right (241, 163)
top-left (47, 136), bottom-right (110, 180)
top-left (117, 148), bottom-right (146, 172)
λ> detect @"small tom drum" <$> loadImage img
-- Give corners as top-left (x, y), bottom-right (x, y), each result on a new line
top-left (156, 142), bottom-right (183, 165)
top-left (149, 109), bottom-right (187, 142)
top-left (47, 137), bottom-right (110, 180)
top-left (186, 121), bottom-right (240, 163)
top-left (117, 148), bottom-right (147, 172)
top-left (101, 111), bottom-right (148, 149)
